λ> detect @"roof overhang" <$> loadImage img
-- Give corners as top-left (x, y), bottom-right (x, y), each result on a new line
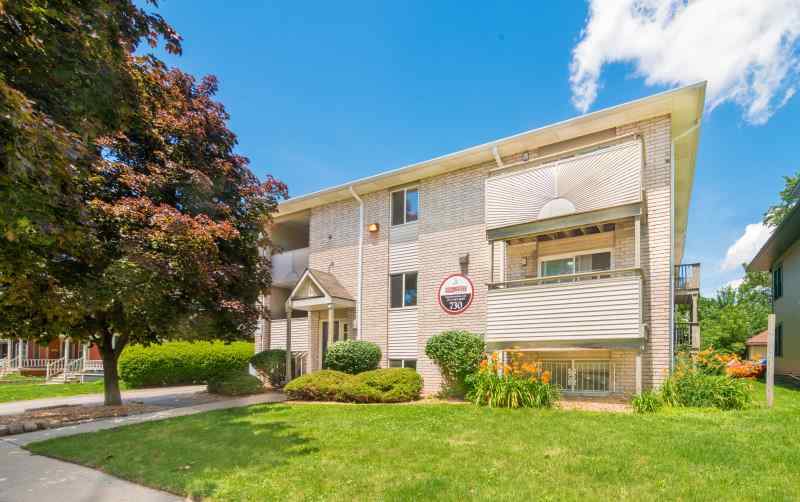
top-left (748, 203), bottom-right (800, 271)
top-left (276, 82), bottom-right (706, 261)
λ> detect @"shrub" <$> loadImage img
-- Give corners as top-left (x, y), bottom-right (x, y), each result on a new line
top-left (207, 372), bottom-right (264, 396)
top-left (631, 390), bottom-right (662, 414)
top-left (118, 341), bottom-right (253, 388)
top-left (342, 368), bottom-right (423, 403)
top-left (466, 354), bottom-right (558, 409)
top-left (251, 350), bottom-right (287, 387)
top-left (285, 368), bottom-right (423, 403)
top-left (425, 330), bottom-right (485, 396)
top-left (661, 364), bottom-right (752, 410)
top-left (323, 340), bottom-right (381, 374)
top-left (284, 370), bottom-right (351, 401)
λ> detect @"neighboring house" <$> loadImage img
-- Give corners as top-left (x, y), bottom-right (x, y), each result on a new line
top-left (257, 83), bottom-right (707, 396)
top-left (0, 337), bottom-right (104, 382)
top-left (746, 330), bottom-right (768, 361)
top-left (749, 199), bottom-right (800, 377)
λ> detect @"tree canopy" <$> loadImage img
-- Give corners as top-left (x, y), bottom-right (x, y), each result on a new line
top-left (763, 171), bottom-right (799, 227)
top-left (699, 269), bottom-right (771, 355)
top-left (1, 1), bottom-right (286, 404)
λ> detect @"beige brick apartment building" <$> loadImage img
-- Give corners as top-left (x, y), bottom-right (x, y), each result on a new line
top-left (257, 83), bottom-right (705, 395)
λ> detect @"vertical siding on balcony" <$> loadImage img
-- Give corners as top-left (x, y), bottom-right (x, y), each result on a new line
top-left (268, 318), bottom-right (309, 352)
top-left (485, 140), bottom-right (643, 229)
top-left (486, 275), bottom-right (642, 342)
top-left (388, 308), bottom-right (418, 359)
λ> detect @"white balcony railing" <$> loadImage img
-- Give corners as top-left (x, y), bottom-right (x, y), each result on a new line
top-left (487, 269), bottom-right (643, 344)
top-left (271, 247), bottom-right (310, 288)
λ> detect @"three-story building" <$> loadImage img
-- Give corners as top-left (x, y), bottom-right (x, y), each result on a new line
top-left (258, 82), bottom-right (706, 396)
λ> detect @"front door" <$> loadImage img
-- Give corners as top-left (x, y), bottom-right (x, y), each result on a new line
top-left (320, 320), bottom-right (349, 366)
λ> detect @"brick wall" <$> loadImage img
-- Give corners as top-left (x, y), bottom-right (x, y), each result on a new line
top-left (618, 115), bottom-right (672, 388)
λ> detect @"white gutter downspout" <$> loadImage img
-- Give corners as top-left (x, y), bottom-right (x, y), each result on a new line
top-left (669, 120), bottom-right (701, 372)
top-left (349, 185), bottom-right (364, 340)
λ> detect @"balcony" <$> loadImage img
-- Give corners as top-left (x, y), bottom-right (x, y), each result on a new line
top-left (486, 268), bottom-right (644, 345)
top-left (674, 321), bottom-right (700, 350)
top-left (271, 247), bottom-right (309, 288)
top-left (675, 263), bottom-right (700, 292)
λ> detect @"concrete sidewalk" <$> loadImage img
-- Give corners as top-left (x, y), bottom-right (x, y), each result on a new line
top-left (0, 385), bottom-right (207, 416)
top-left (0, 392), bottom-right (286, 502)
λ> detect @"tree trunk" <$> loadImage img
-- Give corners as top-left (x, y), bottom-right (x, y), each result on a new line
top-left (98, 331), bottom-right (127, 406)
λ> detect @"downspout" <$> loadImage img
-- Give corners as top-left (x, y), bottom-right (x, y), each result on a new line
top-left (349, 185), bottom-right (364, 340)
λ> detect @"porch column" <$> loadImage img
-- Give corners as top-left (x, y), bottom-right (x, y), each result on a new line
top-left (17, 339), bottom-right (23, 367)
top-left (6, 340), bottom-right (11, 368)
top-left (635, 351), bottom-right (643, 395)
top-left (63, 337), bottom-right (70, 367)
top-left (327, 304), bottom-right (335, 369)
top-left (285, 300), bottom-right (292, 384)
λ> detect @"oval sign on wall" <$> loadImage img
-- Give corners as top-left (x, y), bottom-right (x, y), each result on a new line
top-left (438, 274), bottom-right (474, 315)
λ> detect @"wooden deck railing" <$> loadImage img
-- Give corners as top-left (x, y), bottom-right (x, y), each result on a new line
top-left (675, 263), bottom-right (701, 291)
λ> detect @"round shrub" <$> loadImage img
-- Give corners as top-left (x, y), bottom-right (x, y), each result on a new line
top-left (425, 330), bottom-right (485, 396)
top-left (251, 349), bottom-right (287, 387)
top-left (342, 368), bottom-right (423, 403)
top-left (284, 370), bottom-right (351, 401)
top-left (323, 340), bottom-right (381, 374)
top-left (118, 341), bottom-right (254, 388)
top-left (207, 372), bottom-right (264, 396)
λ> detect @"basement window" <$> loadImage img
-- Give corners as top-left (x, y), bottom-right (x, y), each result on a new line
top-left (389, 359), bottom-right (417, 370)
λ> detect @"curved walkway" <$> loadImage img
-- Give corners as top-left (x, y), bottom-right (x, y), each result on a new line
top-left (0, 385), bottom-right (207, 416)
top-left (0, 392), bottom-right (286, 502)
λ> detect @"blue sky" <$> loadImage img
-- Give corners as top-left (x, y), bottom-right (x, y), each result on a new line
top-left (145, 1), bottom-right (800, 296)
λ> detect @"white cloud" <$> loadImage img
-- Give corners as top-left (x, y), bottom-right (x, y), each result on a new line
top-left (570, 0), bottom-right (800, 124)
top-left (726, 277), bottom-right (744, 289)
top-left (721, 222), bottom-right (773, 271)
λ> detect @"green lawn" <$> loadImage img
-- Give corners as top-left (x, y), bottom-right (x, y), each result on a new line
top-left (0, 380), bottom-right (109, 403)
top-left (27, 382), bottom-right (800, 501)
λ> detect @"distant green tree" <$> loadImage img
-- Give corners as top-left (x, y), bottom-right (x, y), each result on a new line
top-left (700, 268), bottom-right (771, 355)
top-left (763, 171), bottom-right (799, 227)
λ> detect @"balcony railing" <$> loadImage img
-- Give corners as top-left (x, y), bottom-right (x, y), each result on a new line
top-left (486, 268), bottom-right (643, 344)
top-left (271, 247), bottom-right (310, 288)
top-left (674, 321), bottom-right (700, 351)
top-left (675, 263), bottom-right (700, 291)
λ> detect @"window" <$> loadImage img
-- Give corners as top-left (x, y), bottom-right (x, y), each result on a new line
top-left (776, 323), bottom-right (783, 358)
top-left (390, 272), bottom-right (418, 308)
top-left (389, 359), bottom-right (417, 369)
top-left (773, 265), bottom-right (783, 300)
top-left (540, 250), bottom-right (612, 277)
top-left (391, 188), bottom-right (419, 226)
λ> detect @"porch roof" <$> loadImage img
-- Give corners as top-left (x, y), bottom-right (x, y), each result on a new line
top-left (288, 268), bottom-right (355, 311)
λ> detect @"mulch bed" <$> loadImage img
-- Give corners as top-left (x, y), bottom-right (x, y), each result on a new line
top-left (0, 402), bottom-right (166, 430)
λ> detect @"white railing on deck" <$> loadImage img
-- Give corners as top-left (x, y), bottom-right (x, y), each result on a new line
top-left (84, 360), bottom-right (104, 371)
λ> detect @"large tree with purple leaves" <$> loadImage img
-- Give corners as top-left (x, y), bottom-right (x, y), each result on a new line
top-left (0, 1), bottom-right (285, 405)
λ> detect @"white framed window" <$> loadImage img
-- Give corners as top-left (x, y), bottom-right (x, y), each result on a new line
top-left (389, 359), bottom-right (417, 370)
top-left (391, 187), bottom-right (419, 226)
top-left (539, 249), bottom-right (613, 278)
top-left (390, 272), bottom-right (418, 308)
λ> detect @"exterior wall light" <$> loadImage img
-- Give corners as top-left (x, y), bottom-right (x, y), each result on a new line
top-left (367, 223), bottom-right (379, 233)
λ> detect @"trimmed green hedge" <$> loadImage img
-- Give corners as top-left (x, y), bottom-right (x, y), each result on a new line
top-left (119, 341), bottom-right (254, 388)
top-left (285, 368), bottom-right (422, 403)
top-left (207, 373), bottom-right (264, 396)
top-left (284, 370), bottom-right (351, 401)
top-left (324, 340), bottom-right (381, 374)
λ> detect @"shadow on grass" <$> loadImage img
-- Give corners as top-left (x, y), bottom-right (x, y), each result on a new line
top-left (28, 403), bottom-right (318, 500)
